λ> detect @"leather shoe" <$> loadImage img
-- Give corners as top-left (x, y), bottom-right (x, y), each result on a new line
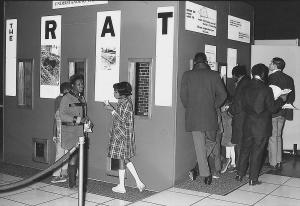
top-left (269, 165), bottom-right (277, 170)
top-left (204, 175), bottom-right (212, 185)
top-left (276, 162), bottom-right (282, 170)
top-left (249, 179), bottom-right (262, 186)
top-left (235, 175), bottom-right (243, 182)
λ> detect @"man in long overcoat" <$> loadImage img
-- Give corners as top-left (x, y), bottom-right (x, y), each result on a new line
top-left (180, 52), bottom-right (227, 184)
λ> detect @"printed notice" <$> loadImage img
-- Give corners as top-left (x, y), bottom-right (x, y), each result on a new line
top-left (228, 15), bottom-right (250, 43)
top-left (53, 1), bottom-right (107, 9)
top-left (227, 48), bottom-right (237, 78)
top-left (205, 44), bottom-right (217, 71)
top-left (185, 1), bottom-right (217, 36)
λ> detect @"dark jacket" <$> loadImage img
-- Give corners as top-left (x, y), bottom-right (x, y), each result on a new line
top-left (228, 75), bottom-right (250, 144)
top-left (180, 63), bottom-right (227, 132)
top-left (268, 70), bottom-right (295, 120)
top-left (242, 78), bottom-right (284, 138)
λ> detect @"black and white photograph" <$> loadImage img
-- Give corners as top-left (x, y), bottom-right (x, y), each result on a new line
top-left (40, 45), bottom-right (60, 86)
top-left (1, 1), bottom-right (300, 206)
top-left (100, 47), bottom-right (116, 70)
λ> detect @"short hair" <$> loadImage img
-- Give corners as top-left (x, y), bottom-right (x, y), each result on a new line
top-left (194, 52), bottom-right (207, 65)
top-left (272, 57), bottom-right (285, 70)
top-left (113, 81), bottom-right (132, 96)
top-left (70, 74), bottom-right (84, 85)
top-left (251, 63), bottom-right (269, 80)
top-left (60, 82), bottom-right (71, 93)
top-left (232, 65), bottom-right (247, 78)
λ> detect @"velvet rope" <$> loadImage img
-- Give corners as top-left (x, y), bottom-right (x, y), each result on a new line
top-left (0, 145), bottom-right (78, 192)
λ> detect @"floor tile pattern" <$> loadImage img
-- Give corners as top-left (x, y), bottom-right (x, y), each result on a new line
top-left (1, 159), bottom-right (300, 206)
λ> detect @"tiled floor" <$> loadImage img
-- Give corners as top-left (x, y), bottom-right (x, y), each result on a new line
top-left (1, 173), bottom-right (300, 205)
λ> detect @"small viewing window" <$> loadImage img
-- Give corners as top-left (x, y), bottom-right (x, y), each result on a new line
top-left (128, 58), bottom-right (152, 118)
top-left (17, 59), bottom-right (33, 109)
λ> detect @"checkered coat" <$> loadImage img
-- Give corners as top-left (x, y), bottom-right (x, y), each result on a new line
top-left (107, 97), bottom-right (136, 159)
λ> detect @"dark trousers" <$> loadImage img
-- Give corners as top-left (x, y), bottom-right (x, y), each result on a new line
top-left (68, 150), bottom-right (79, 188)
top-left (237, 136), bottom-right (268, 181)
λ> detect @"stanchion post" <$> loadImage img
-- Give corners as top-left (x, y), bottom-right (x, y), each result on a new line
top-left (78, 136), bottom-right (85, 206)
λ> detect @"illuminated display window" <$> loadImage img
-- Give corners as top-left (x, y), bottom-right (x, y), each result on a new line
top-left (17, 59), bottom-right (33, 109)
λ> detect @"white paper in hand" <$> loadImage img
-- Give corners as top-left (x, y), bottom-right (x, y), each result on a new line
top-left (269, 85), bottom-right (282, 100)
top-left (269, 85), bottom-right (292, 100)
top-left (282, 103), bottom-right (298, 110)
top-left (281, 89), bottom-right (292, 95)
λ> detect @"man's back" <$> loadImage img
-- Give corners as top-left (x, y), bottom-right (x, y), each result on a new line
top-left (180, 63), bottom-right (227, 131)
top-left (242, 79), bottom-right (283, 138)
top-left (268, 71), bottom-right (295, 119)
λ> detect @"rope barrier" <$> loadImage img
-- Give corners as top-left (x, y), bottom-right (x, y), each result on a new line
top-left (0, 145), bottom-right (78, 192)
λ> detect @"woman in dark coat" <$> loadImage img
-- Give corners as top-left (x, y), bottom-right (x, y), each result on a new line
top-left (104, 82), bottom-right (145, 193)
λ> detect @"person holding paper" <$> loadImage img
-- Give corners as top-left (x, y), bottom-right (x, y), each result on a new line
top-left (267, 57), bottom-right (295, 170)
top-left (236, 64), bottom-right (287, 186)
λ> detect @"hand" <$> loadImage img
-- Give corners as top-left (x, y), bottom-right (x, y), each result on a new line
top-left (104, 103), bottom-right (114, 111)
top-left (53, 137), bottom-right (60, 143)
top-left (279, 93), bottom-right (288, 102)
top-left (221, 105), bottom-right (229, 112)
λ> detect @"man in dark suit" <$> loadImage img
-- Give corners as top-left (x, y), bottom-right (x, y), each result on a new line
top-left (180, 52), bottom-right (227, 185)
top-left (267, 57), bottom-right (295, 170)
top-left (236, 63), bottom-right (287, 185)
top-left (225, 65), bottom-right (250, 169)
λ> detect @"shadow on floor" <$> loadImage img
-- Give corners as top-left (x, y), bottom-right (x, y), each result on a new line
top-left (267, 153), bottom-right (300, 178)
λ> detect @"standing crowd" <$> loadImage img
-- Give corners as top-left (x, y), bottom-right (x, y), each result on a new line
top-left (49, 52), bottom-right (295, 193)
top-left (180, 52), bottom-right (295, 186)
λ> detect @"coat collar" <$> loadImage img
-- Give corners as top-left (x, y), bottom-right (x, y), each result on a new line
top-left (193, 63), bottom-right (210, 70)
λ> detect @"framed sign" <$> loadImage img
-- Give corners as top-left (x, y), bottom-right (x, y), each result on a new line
top-left (228, 15), bottom-right (250, 43)
top-left (185, 1), bottom-right (217, 36)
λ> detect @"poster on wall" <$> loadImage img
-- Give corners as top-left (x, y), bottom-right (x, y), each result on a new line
top-left (53, 1), bottom-right (108, 9)
top-left (95, 11), bottom-right (121, 102)
top-left (5, 19), bottom-right (17, 96)
top-left (228, 15), bottom-right (250, 43)
top-left (40, 15), bottom-right (61, 99)
top-left (227, 48), bottom-right (237, 78)
top-left (205, 44), bottom-right (217, 71)
top-left (185, 1), bottom-right (217, 36)
top-left (155, 6), bottom-right (175, 107)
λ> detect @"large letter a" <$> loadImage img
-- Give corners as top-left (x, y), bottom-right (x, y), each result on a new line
top-left (101, 16), bottom-right (115, 37)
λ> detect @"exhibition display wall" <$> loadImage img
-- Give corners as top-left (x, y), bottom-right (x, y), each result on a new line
top-left (3, 1), bottom-right (253, 191)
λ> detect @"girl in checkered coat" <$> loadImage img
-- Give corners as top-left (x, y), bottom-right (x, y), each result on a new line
top-left (104, 82), bottom-right (145, 194)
